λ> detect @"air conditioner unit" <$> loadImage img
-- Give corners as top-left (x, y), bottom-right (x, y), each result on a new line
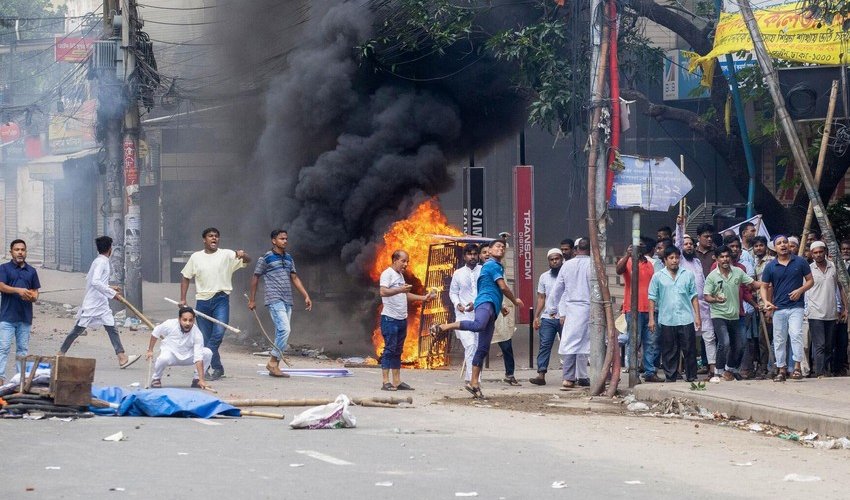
top-left (92, 39), bottom-right (119, 72)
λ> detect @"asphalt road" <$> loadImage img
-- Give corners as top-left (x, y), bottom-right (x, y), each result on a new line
top-left (3, 313), bottom-right (850, 499)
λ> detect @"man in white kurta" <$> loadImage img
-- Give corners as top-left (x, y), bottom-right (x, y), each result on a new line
top-left (552, 239), bottom-right (592, 389)
top-left (59, 236), bottom-right (139, 368)
top-left (449, 244), bottom-right (480, 382)
top-left (146, 307), bottom-right (213, 390)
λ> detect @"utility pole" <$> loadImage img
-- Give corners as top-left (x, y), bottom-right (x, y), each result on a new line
top-left (102, 0), bottom-right (125, 290)
top-left (737, 0), bottom-right (850, 297)
top-left (120, 0), bottom-right (142, 310)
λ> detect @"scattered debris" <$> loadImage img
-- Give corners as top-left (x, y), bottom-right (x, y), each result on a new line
top-left (627, 402), bottom-right (649, 412)
top-left (801, 432), bottom-right (818, 441)
top-left (783, 474), bottom-right (821, 482)
top-left (103, 431), bottom-right (127, 442)
top-left (45, 466), bottom-right (61, 470)
top-left (290, 395), bottom-right (356, 429)
top-left (551, 481), bottom-right (568, 489)
top-left (778, 432), bottom-right (800, 441)
top-left (128, 382), bottom-right (140, 388)
top-left (747, 423), bottom-right (764, 432)
top-left (454, 493), bottom-right (478, 497)
top-left (375, 482), bottom-right (393, 487)
top-left (732, 462), bottom-right (753, 467)
top-left (109, 487), bottom-right (126, 492)
top-left (289, 464), bottom-right (304, 468)
top-left (811, 438), bottom-right (850, 450)
top-left (689, 381), bottom-right (707, 391)
top-left (624, 480), bottom-right (643, 485)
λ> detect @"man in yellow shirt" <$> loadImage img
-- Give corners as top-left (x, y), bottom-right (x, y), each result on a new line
top-left (179, 228), bottom-right (250, 380)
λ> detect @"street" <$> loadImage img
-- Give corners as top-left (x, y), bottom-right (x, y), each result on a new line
top-left (3, 301), bottom-right (850, 499)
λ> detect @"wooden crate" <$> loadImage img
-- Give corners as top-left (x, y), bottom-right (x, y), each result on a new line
top-left (50, 356), bottom-right (96, 406)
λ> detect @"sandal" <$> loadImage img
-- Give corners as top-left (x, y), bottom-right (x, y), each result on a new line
top-left (150, 379), bottom-right (162, 388)
top-left (560, 380), bottom-right (575, 391)
top-left (381, 382), bottom-right (397, 391)
top-left (790, 369), bottom-right (803, 381)
top-left (396, 382), bottom-right (414, 391)
top-left (504, 376), bottom-right (521, 386)
top-left (119, 354), bottom-right (141, 369)
top-left (773, 372), bottom-right (786, 382)
top-left (465, 383), bottom-right (479, 398)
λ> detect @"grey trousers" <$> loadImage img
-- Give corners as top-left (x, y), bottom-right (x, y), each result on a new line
top-left (562, 353), bottom-right (588, 381)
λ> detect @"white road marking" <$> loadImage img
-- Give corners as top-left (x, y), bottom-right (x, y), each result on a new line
top-left (295, 450), bottom-right (353, 465)
top-left (191, 418), bottom-right (222, 426)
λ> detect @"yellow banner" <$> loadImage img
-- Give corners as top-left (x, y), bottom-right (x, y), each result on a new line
top-left (692, 4), bottom-right (849, 70)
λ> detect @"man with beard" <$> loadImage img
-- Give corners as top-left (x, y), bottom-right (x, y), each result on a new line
top-left (760, 235), bottom-right (813, 382)
top-left (739, 221), bottom-right (757, 255)
top-left (705, 245), bottom-right (765, 382)
top-left (449, 243), bottom-right (480, 384)
top-left (530, 248), bottom-right (565, 385)
top-left (146, 306), bottom-right (213, 390)
top-left (807, 241), bottom-right (846, 377)
top-left (649, 245), bottom-right (701, 382)
top-left (553, 238), bottom-right (592, 388)
top-left (560, 239), bottom-right (575, 261)
top-left (675, 219), bottom-right (710, 374)
top-left (656, 226), bottom-right (673, 243)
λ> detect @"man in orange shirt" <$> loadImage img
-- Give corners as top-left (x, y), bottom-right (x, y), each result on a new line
top-left (616, 237), bottom-right (661, 382)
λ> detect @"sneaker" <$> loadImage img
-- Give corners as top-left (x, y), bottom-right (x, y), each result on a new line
top-left (207, 368), bottom-right (224, 381)
top-left (709, 376), bottom-right (721, 383)
top-left (577, 378), bottom-right (590, 387)
top-left (529, 376), bottom-right (546, 386)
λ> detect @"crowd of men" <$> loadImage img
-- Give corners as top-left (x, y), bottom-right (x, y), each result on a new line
top-left (0, 228), bottom-right (311, 391)
top-left (615, 217), bottom-right (848, 384)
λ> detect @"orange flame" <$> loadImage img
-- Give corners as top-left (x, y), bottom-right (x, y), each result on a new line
top-left (371, 199), bottom-right (462, 366)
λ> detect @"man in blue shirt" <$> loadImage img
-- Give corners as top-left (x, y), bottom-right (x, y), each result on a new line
top-left (0, 239), bottom-right (41, 384)
top-left (648, 245), bottom-right (701, 382)
top-left (248, 229), bottom-right (312, 378)
top-left (431, 239), bottom-right (525, 398)
top-left (761, 235), bottom-right (813, 382)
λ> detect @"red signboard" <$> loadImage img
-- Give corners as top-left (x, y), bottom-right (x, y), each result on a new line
top-left (54, 36), bottom-right (95, 63)
top-left (124, 137), bottom-right (138, 186)
top-left (0, 122), bottom-right (21, 144)
top-left (513, 165), bottom-right (534, 324)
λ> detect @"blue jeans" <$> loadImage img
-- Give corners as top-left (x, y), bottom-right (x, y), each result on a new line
top-left (498, 339), bottom-right (515, 377)
top-left (622, 312), bottom-right (657, 376)
top-left (380, 315), bottom-right (407, 370)
top-left (713, 318), bottom-right (742, 372)
top-left (268, 301), bottom-right (293, 359)
top-left (459, 302), bottom-right (497, 368)
top-left (196, 292), bottom-right (230, 372)
top-left (773, 307), bottom-right (804, 369)
top-left (536, 318), bottom-right (561, 374)
top-left (0, 321), bottom-right (31, 380)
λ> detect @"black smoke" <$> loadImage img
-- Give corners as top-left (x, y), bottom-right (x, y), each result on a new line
top-left (242, 0), bottom-right (530, 277)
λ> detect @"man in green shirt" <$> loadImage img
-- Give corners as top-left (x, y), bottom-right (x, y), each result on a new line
top-left (704, 245), bottom-right (765, 382)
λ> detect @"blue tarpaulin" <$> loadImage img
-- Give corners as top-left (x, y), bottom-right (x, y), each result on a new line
top-left (91, 386), bottom-right (241, 418)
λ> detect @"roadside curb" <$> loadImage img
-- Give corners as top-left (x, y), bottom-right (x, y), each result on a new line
top-left (633, 384), bottom-right (850, 437)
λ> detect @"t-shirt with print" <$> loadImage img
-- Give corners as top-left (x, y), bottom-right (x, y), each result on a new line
top-left (704, 266), bottom-right (753, 321)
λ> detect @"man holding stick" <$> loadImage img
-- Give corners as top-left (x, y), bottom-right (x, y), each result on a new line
top-left (146, 306), bottom-right (212, 390)
top-left (179, 228), bottom-right (250, 381)
top-left (59, 236), bottom-right (139, 368)
top-left (248, 229), bottom-right (312, 377)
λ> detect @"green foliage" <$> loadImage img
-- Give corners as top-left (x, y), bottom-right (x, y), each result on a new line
top-left (689, 381), bottom-right (706, 391)
top-left (0, 0), bottom-right (67, 40)
top-left (799, 0), bottom-right (850, 29)
top-left (827, 195), bottom-right (850, 242)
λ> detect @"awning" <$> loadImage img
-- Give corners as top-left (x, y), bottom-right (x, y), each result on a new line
top-left (27, 148), bottom-right (98, 180)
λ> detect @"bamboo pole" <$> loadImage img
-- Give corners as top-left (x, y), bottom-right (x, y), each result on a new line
top-left (738, 0), bottom-right (850, 303)
top-left (800, 80), bottom-right (839, 255)
top-left (240, 410), bottom-right (285, 419)
top-left (224, 396), bottom-right (413, 407)
top-left (115, 295), bottom-right (155, 329)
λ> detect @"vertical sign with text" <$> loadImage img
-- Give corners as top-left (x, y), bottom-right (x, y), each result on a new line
top-left (513, 165), bottom-right (534, 324)
top-left (466, 167), bottom-right (485, 236)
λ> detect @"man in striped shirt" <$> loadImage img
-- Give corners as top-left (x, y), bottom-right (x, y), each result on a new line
top-left (249, 229), bottom-right (312, 377)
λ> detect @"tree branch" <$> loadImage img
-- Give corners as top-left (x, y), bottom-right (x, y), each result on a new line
top-left (624, 0), bottom-right (713, 54)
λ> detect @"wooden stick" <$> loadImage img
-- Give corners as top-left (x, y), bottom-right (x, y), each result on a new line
top-left (240, 410), bottom-right (285, 419)
top-left (224, 396), bottom-right (413, 407)
top-left (243, 294), bottom-right (291, 367)
top-left (164, 297), bottom-right (241, 334)
top-left (144, 355), bottom-right (152, 389)
top-left (115, 295), bottom-right (155, 329)
top-left (679, 154), bottom-right (686, 219)
top-left (800, 80), bottom-right (840, 255)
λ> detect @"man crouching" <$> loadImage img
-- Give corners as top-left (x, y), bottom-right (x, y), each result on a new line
top-left (146, 306), bottom-right (212, 390)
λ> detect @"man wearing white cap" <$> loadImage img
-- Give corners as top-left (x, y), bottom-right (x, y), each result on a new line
top-left (807, 241), bottom-right (846, 377)
top-left (551, 238), bottom-right (592, 388)
top-left (530, 248), bottom-right (565, 385)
